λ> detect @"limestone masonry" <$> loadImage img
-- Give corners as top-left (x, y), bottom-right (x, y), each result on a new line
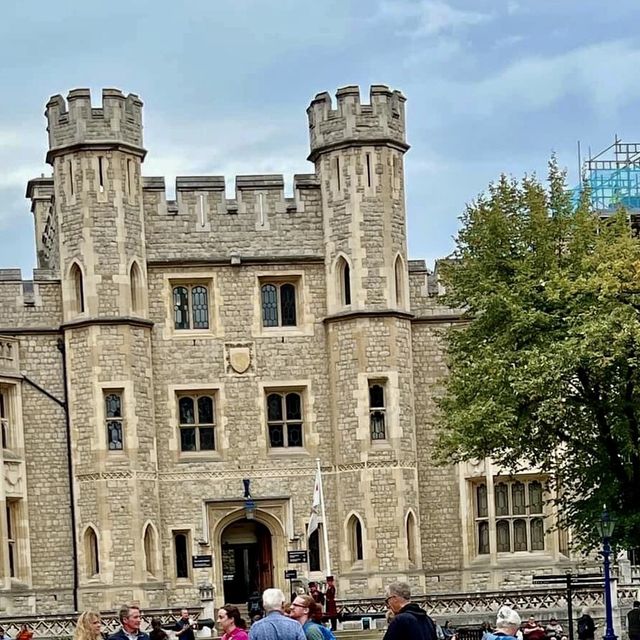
top-left (0, 86), bottom-right (581, 614)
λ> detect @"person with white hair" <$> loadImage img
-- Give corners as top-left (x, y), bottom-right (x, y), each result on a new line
top-left (248, 589), bottom-right (306, 640)
top-left (484, 606), bottom-right (522, 640)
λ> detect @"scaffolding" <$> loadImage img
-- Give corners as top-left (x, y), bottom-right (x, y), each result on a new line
top-left (572, 137), bottom-right (640, 213)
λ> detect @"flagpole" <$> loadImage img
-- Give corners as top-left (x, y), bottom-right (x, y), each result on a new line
top-left (316, 458), bottom-right (332, 576)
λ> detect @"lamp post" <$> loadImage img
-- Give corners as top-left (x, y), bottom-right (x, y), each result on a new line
top-left (596, 507), bottom-right (617, 640)
top-left (243, 478), bottom-right (256, 520)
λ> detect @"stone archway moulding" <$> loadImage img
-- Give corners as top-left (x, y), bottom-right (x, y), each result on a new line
top-left (208, 498), bottom-right (291, 603)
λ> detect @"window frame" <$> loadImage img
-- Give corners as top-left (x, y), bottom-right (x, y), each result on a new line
top-left (265, 389), bottom-right (305, 450)
top-left (347, 514), bottom-right (364, 564)
top-left (83, 526), bottom-right (100, 579)
top-left (176, 392), bottom-right (217, 455)
top-left (104, 390), bottom-right (125, 452)
top-left (260, 280), bottom-right (299, 328)
top-left (368, 379), bottom-right (387, 441)
top-left (173, 283), bottom-right (210, 331)
top-left (0, 386), bottom-right (11, 450)
top-left (172, 530), bottom-right (191, 581)
top-left (473, 477), bottom-right (547, 556)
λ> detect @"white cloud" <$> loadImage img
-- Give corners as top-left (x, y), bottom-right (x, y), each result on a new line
top-left (431, 39), bottom-right (640, 119)
top-left (377, 0), bottom-right (492, 38)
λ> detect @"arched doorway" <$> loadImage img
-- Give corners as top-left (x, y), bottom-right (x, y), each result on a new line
top-left (221, 519), bottom-right (273, 604)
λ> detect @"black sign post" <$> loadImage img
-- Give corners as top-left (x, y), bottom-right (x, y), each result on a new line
top-left (287, 550), bottom-right (308, 564)
top-left (285, 569), bottom-right (298, 600)
top-left (532, 573), bottom-right (603, 640)
top-left (192, 555), bottom-right (213, 568)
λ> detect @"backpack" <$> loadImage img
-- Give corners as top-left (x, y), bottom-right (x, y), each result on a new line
top-left (577, 618), bottom-right (590, 638)
top-left (304, 621), bottom-right (335, 640)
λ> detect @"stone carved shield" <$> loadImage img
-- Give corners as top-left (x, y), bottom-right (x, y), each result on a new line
top-left (229, 347), bottom-right (251, 374)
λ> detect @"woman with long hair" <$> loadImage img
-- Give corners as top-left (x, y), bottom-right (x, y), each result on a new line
top-left (149, 618), bottom-right (168, 640)
top-left (74, 612), bottom-right (102, 640)
top-left (217, 605), bottom-right (248, 640)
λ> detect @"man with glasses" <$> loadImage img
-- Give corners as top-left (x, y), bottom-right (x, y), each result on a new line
top-left (289, 595), bottom-right (324, 640)
top-left (383, 582), bottom-right (437, 640)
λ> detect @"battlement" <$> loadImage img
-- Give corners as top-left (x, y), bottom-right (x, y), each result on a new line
top-left (143, 173), bottom-right (320, 215)
top-left (45, 88), bottom-right (144, 163)
top-left (307, 85), bottom-right (407, 161)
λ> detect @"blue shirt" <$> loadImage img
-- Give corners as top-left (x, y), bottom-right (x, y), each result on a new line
top-left (249, 612), bottom-right (306, 640)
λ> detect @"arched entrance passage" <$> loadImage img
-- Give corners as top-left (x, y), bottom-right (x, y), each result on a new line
top-left (221, 519), bottom-right (273, 604)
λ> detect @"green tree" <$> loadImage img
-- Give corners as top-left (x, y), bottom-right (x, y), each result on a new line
top-left (437, 160), bottom-right (640, 550)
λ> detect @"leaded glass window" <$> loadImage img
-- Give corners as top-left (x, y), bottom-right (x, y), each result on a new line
top-left (512, 481), bottom-right (526, 515)
top-left (260, 282), bottom-right (297, 327)
top-left (105, 392), bottom-right (124, 450)
top-left (478, 520), bottom-right (489, 554)
top-left (531, 517), bottom-right (545, 550)
top-left (266, 391), bottom-right (304, 448)
top-left (496, 519), bottom-right (510, 552)
top-left (369, 381), bottom-right (386, 440)
top-left (529, 481), bottom-right (543, 513)
top-left (173, 283), bottom-right (210, 330)
top-left (476, 484), bottom-right (488, 518)
top-left (513, 518), bottom-right (528, 551)
top-left (495, 482), bottom-right (509, 516)
top-left (0, 390), bottom-right (8, 449)
top-left (178, 393), bottom-right (215, 452)
top-left (474, 478), bottom-right (548, 555)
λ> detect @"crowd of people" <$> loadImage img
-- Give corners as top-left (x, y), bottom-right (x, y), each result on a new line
top-left (2, 587), bottom-right (636, 640)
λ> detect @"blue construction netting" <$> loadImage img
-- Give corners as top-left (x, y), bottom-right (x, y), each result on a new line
top-left (571, 140), bottom-right (640, 213)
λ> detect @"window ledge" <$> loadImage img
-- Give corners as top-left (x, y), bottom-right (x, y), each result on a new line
top-left (7, 578), bottom-right (30, 591)
top-left (2, 449), bottom-right (22, 461)
top-left (268, 448), bottom-right (310, 458)
top-left (178, 454), bottom-right (223, 463)
top-left (168, 330), bottom-right (216, 340)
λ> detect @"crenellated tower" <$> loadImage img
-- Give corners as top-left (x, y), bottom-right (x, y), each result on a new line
top-left (307, 85), bottom-right (409, 313)
top-left (308, 86), bottom-right (423, 593)
top-left (45, 88), bottom-right (162, 608)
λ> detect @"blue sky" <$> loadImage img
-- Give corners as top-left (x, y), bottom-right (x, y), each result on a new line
top-left (2, 0), bottom-right (640, 275)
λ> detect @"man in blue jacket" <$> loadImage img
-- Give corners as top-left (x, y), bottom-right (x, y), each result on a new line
top-left (108, 605), bottom-right (150, 640)
top-left (383, 582), bottom-right (437, 640)
top-left (249, 589), bottom-right (306, 640)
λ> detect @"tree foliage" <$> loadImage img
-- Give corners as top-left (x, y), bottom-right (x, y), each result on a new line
top-left (437, 160), bottom-right (640, 551)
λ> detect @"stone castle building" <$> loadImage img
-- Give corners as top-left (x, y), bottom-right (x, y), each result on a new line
top-left (0, 85), bottom-right (581, 615)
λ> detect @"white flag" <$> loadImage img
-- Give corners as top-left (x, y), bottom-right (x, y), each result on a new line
top-left (307, 468), bottom-right (322, 538)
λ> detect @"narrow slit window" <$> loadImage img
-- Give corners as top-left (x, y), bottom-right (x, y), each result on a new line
top-left (336, 157), bottom-right (341, 192)
top-left (98, 156), bottom-right (105, 192)
top-left (127, 159), bottom-right (133, 195)
top-left (68, 160), bottom-right (74, 196)
top-left (7, 502), bottom-right (16, 577)
top-left (70, 263), bottom-right (85, 314)
top-left (366, 153), bottom-right (372, 187)
top-left (84, 527), bottom-right (100, 577)
top-left (0, 391), bottom-right (9, 449)
top-left (343, 262), bottom-right (351, 305)
top-left (174, 531), bottom-right (189, 579)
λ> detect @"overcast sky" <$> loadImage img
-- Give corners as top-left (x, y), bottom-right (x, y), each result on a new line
top-left (1, 0), bottom-right (639, 276)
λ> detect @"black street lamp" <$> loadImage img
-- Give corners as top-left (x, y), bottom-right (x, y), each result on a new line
top-left (243, 478), bottom-right (256, 520)
top-left (596, 507), bottom-right (617, 640)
